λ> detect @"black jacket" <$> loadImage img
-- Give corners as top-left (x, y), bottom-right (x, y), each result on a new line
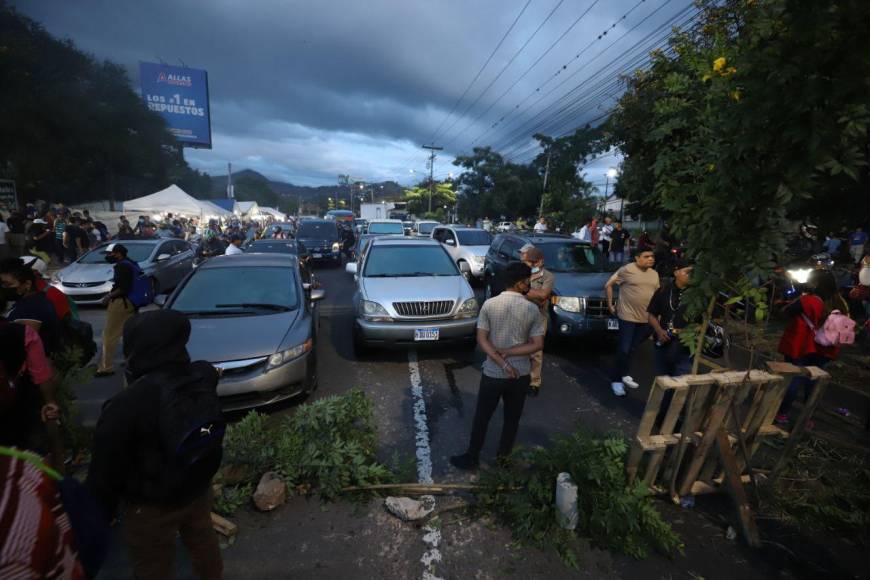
top-left (86, 310), bottom-right (222, 516)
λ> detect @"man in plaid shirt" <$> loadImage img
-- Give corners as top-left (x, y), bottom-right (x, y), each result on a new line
top-left (450, 262), bottom-right (545, 470)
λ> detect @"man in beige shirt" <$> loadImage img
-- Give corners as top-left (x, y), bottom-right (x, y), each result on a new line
top-left (521, 245), bottom-right (554, 396)
top-left (604, 248), bottom-right (659, 396)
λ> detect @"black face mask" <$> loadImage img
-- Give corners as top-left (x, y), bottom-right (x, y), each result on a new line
top-left (105, 255), bottom-right (119, 264)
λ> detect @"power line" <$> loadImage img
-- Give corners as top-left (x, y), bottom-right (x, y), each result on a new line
top-left (441, 0), bottom-right (603, 150)
top-left (435, 0), bottom-right (567, 148)
top-left (427, 0), bottom-right (533, 144)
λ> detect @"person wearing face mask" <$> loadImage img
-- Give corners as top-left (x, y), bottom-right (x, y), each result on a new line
top-left (95, 244), bottom-right (136, 378)
top-left (0, 258), bottom-right (60, 355)
top-left (647, 261), bottom-right (694, 377)
top-left (520, 245), bottom-right (554, 396)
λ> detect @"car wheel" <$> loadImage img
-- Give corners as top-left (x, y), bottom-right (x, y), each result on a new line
top-left (352, 326), bottom-right (369, 358)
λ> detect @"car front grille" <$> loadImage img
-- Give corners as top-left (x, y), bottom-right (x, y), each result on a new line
top-left (214, 356), bottom-right (268, 376)
top-left (62, 281), bottom-right (105, 288)
top-left (69, 292), bottom-right (109, 302)
top-left (586, 298), bottom-right (611, 318)
top-left (393, 300), bottom-right (454, 318)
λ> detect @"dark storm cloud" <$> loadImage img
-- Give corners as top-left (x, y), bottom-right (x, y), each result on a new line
top-left (13, 0), bottom-right (692, 185)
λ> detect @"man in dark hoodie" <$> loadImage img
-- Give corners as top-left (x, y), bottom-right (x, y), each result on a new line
top-left (87, 309), bottom-right (224, 580)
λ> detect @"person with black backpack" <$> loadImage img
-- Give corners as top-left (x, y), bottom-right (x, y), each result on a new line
top-left (96, 243), bottom-right (151, 378)
top-left (87, 309), bottom-right (225, 580)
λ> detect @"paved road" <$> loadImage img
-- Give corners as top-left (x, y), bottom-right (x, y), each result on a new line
top-left (85, 263), bottom-right (858, 579)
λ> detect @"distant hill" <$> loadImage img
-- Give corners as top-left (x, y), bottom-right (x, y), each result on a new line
top-left (209, 169), bottom-right (405, 201)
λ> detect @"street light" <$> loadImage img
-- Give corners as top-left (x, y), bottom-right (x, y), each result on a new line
top-left (603, 167), bottom-right (619, 214)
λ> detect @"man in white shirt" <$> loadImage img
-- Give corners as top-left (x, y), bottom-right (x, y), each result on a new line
top-left (599, 216), bottom-right (614, 259)
top-left (224, 234), bottom-right (244, 255)
top-left (575, 218), bottom-right (593, 242)
top-left (533, 217), bottom-right (547, 233)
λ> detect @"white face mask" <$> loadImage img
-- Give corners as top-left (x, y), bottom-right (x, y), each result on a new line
top-left (531, 266), bottom-right (541, 274)
top-left (860, 263), bottom-right (870, 286)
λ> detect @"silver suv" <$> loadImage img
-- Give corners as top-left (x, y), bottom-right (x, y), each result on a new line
top-left (345, 237), bottom-right (478, 354)
top-left (431, 225), bottom-right (493, 281)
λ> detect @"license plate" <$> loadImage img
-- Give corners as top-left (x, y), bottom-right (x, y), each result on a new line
top-left (312, 253), bottom-right (322, 258)
top-left (414, 328), bottom-right (440, 341)
top-left (607, 319), bottom-right (619, 330)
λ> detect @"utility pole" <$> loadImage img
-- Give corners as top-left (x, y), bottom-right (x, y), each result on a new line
top-left (538, 148), bottom-right (551, 219)
top-left (422, 144), bottom-right (443, 214)
top-left (227, 162), bottom-right (234, 199)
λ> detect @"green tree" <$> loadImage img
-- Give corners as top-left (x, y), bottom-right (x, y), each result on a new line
top-left (404, 182), bottom-right (456, 217)
top-left (608, 0), bottom-right (870, 362)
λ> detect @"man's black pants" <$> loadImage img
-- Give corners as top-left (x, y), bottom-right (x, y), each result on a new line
top-left (468, 374), bottom-right (530, 458)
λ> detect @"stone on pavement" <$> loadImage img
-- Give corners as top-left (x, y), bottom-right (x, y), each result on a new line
top-left (384, 496), bottom-right (435, 521)
top-left (253, 472), bottom-right (286, 511)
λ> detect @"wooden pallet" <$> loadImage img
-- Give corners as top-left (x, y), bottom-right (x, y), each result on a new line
top-left (626, 364), bottom-right (830, 547)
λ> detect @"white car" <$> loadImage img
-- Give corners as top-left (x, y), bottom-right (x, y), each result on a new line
top-left (496, 221), bottom-right (516, 232)
top-left (431, 225), bottom-right (493, 281)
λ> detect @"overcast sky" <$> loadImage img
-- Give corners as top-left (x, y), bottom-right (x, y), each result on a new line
top-left (14, 0), bottom-right (694, 188)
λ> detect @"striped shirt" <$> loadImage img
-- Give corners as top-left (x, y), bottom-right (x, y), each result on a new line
top-left (477, 291), bottom-right (546, 378)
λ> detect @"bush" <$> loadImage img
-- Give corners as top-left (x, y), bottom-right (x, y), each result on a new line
top-left (222, 410), bottom-right (273, 478)
top-left (477, 430), bottom-right (683, 566)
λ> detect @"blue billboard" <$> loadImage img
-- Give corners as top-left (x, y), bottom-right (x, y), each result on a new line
top-left (139, 62), bottom-right (212, 148)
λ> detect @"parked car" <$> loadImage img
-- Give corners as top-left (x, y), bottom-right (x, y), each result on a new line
top-left (159, 253), bottom-right (324, 411)
top-left (354, 218), bottom-right (368, 234)
top-left (325, 209), bottom-right (355, 224)
top-left (265, 222), bottom-right (296, 238)
top-left (51, 239), bottom-right (194, 304)
top-left (402, 221), bottom-right (414, 235)
top-left (244, 238), bottom-right (314, 284)
top-left (484, 233), bottom-right (620, 338)
top-left (414, 220), bottom-right (440, 237)
top-left (431, 225), bottom-right (492, 282)
top-left (295, 219), bottom-right (342, 266)
top-left (496, 221), bottom-right (516, 233)
top-left (345, 237), bottom-right (478, 353)
top-left (366, 219), bottom-right (405, 235)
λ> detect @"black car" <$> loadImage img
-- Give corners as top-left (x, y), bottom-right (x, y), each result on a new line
top-left (244, 238), bottom-right (314, 284)
top-left (294, 219), bottom-right (342, 266)
top-left (484, 233), bottom-right (620, 338)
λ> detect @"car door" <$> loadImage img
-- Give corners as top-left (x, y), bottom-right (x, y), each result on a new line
top-left (491, 237), bottom-right (524, 294)
top-left (441, 228), bottom-right (459, 261)
top-left (174, 240), bottom-right (194, 282)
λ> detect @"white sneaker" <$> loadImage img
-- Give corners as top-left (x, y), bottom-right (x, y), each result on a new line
top-left (611, 382), bottom-right (626, 396)
top-left (622, 376), bottom-right (640, 389)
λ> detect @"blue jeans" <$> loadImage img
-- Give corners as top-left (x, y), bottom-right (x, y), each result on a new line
top-left (778, 354), bottom-right (830, 416)
top-left (653, 339), bottom-right (692, 378)
top-left (612, 320), bottom-right (651, 381)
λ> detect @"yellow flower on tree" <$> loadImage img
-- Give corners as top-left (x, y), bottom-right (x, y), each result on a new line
top-left (713, 57), bottom-right (727, 73)
top-left (730, 89), bottom-right (742, 102)
top-left (702, 72), bottom-right (712, 82)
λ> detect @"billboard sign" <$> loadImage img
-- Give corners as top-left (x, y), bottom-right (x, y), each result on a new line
top-left (139, 62), bottom-right (212, 148)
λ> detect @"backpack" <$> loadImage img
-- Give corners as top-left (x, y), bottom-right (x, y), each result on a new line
top-left (120, 259), bottom-right (153, 308)
top-left (802, 310), bottom-right (856, 347)
top-left (155, 364), bottom-right (226, 497)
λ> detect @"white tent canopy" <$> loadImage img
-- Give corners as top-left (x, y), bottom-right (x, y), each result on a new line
top-left (258, 206), bottom-right (286, 220)
top-left (124, 184), bottom-right (206, 217)
top-left (198, 199), bottom-right (233, 218)
top-left (236, 201), bottom-right (259, 216)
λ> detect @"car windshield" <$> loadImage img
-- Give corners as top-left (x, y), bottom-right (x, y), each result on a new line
top-left (79, 243), bottom-right (154, 263)
top-left (368, 222), bottom-right (404, 235)
top-left (456, 230), bottom-right (492, 246)
top-left (246, 242), bottom-right (298, 254)
top-left (364, 245), bottom-right (457, 277)
top-left (172, 266), bottom-right (298, 314)
top-left (541, 243), bottom-right (618, 273)
top-left (417, 222), bottom-right (438, 235)
top-left (297, 222), bottom-right (338, 239)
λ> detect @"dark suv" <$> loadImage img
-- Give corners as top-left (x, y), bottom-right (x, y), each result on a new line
top-left (295, 219), bottom-right (342, 266)
top-left (484, 233), bottom-right (620, 337)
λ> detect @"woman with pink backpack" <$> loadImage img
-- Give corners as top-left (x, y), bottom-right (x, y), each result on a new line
top-left (776, 270), bottom-right (853, 425)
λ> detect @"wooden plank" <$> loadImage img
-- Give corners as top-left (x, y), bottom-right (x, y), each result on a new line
top-left (715, 428), bottom-right (761, 548)
top-left (643, 387), bottom-right (689, 487)
top-left (678, 382), bottom-right (737, 496)
top-left (769, 370), bottom-right (831, 484)
top-left (211, 512), bottom-right (238, 538)
top-left (627, 379), bottom-right (671, 484)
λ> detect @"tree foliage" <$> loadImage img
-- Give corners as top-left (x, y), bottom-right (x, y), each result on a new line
top-left (0, 4), bottom-right (210, 204)
top-left (607, 0), bottom-right (870, 326)
top-left (404, 181), bottom-right (456, 217)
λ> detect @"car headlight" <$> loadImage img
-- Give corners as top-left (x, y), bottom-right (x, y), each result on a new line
top-left (456, 298), bottom-right (479, 319)
top-left (267, 339), bottom-right (313, 370)
top-left (552, 296), bottom-right (585, 314)
top-left (361, 299), bottom-right (392, 322)
top-left (787, 268), bottom-right (812, 284)
top-left (332, 242), bottom-right (341, 252)
top-left (51, 272), bottom-right (61, 284)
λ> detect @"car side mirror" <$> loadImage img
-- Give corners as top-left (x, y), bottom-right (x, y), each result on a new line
top-left (302, 282), bottom-right (311, 291)
top-left (445, 238), bottom-right (455, 246)
top-left (310, 288), bottom-right (326, 302)
top-left (153, 294), bottom-right (167, 307)
top-left (156, 253), bottom-right (171, 262)
top-left (345, 262), bottom-right (357, 275)
top-left (459, 261), bottom-right (471, 273)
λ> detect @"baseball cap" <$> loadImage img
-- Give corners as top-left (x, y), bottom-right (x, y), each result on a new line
top-left (32, 218), bottom-right (47, 224)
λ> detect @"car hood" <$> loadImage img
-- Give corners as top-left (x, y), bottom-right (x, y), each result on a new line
top-left (362, 275), bottom-right (470, 306)
top-left (551, 272), bottom-right (613, 298)
top-left (57, 262), bottom-right (117, 283)
top-left (184, 310), bottom-right (299, 362)
top-left (459, 245), bottom-right (490, 257)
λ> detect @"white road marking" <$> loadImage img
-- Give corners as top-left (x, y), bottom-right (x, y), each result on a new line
top-left (408, 350), bottom-right (443, 580)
